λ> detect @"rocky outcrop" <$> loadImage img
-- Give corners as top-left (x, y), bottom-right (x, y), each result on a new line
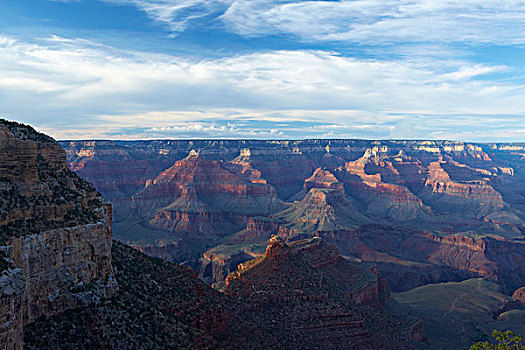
top-left (0, 119), bottom-right (117, 350)
top-left (276, 188), bottom-right (371, 236)
top-left (0, 268), bottom-right (24, 350)
top-left (23, 239), bottom-right (424, 349)
top-left (23, 242), bottom-right (239, 349)
top-left (225, 236), bottom-right (423, 349)
top-left (512, 286), bottom-right (525, 305)
top-left (114, 150), bottom-right (284, 262)
top-left (303, 167), bottom-right (344, 192)
top-left (198, 243), bottom-right (266, 287)
top-left (8, 205), bottom-right (115, 324)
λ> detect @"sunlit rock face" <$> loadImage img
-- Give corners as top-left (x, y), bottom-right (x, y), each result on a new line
top-left (61, 139), bottom-right (525, 292)
top-left (0, 120), bottom-right (117, 350)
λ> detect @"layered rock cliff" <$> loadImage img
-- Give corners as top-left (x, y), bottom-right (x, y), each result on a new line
top-left (0, 119), bottom-right (117, 350)
top-left (114, 150), bottom-right (283, 261)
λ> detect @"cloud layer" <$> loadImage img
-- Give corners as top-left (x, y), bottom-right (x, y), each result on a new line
top-left (0, 33), bottom-right (523, 141)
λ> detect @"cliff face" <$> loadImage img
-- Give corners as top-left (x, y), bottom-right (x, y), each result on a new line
top-left (24, 242), bottom-right (234, 349)
top-left (197, 243), bottom-right (266, 288)
top-left (0, 120), bottom-right (117, 350)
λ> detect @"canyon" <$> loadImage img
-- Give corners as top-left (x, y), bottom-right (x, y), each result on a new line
top-left (1, 119), bottom-right (524, 349)
top-left (61, 139), bottom-right (525, 293)
top-left (1, 119), bottom-right (425, 349)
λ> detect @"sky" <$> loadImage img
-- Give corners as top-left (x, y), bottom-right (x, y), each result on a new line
top-left (0, 0), bottom-right (524, 141)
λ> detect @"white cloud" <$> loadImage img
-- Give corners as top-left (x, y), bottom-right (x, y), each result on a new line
top-left (222, 0), bottom-right (525, 44)
top-left (102, 0), bottom-right (525, 45)
top-left (0, 34), bottom-right (524, 141)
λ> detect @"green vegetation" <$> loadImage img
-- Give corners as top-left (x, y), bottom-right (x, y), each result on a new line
top-left (481, 310), bottom-right (525, 338)
top-left (471, 330), bottom-right (525, 350)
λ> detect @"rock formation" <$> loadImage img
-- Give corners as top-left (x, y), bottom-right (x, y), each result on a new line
top-left (513, 286), bottom-right (525, 305)
top-left (114, 150), bottom-right (283, 261)
top-left (24, 239), bottom-right (424, 349)
top-left (60, 139), bottom-right (525, 292)
top-left (197, 243), bottom-right (266, 289)
top-left (225, 236), bottom-right (423, 349)
top-left (0, 119), bottom-right (117, 350)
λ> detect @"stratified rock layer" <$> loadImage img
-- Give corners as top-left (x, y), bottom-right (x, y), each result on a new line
top-left (61, 139), bottom-right (525, 292)
top-left (114, 151), bottom-right (283, 261)
top-left (24, 239), bottom-right (425, 349)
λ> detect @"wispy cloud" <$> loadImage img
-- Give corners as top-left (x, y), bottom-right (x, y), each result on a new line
top-left (103, 0), bottom-right (525, 45)
top-left (103, 0), bottom-right (230, 32)
top-left (0, 34), bottom-right (524, 141)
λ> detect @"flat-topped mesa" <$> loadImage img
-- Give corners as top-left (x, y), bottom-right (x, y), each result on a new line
top-left (0, 119), bottom-right (117, 350)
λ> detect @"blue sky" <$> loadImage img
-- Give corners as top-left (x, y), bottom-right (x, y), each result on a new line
top-left (0, 0), bottom-right (524, 141)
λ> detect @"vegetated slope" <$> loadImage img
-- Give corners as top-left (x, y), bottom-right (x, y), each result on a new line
top-left (393, 278), bottom-right (524, 349)
top-left (225, 236), bottom-right (424, 349)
